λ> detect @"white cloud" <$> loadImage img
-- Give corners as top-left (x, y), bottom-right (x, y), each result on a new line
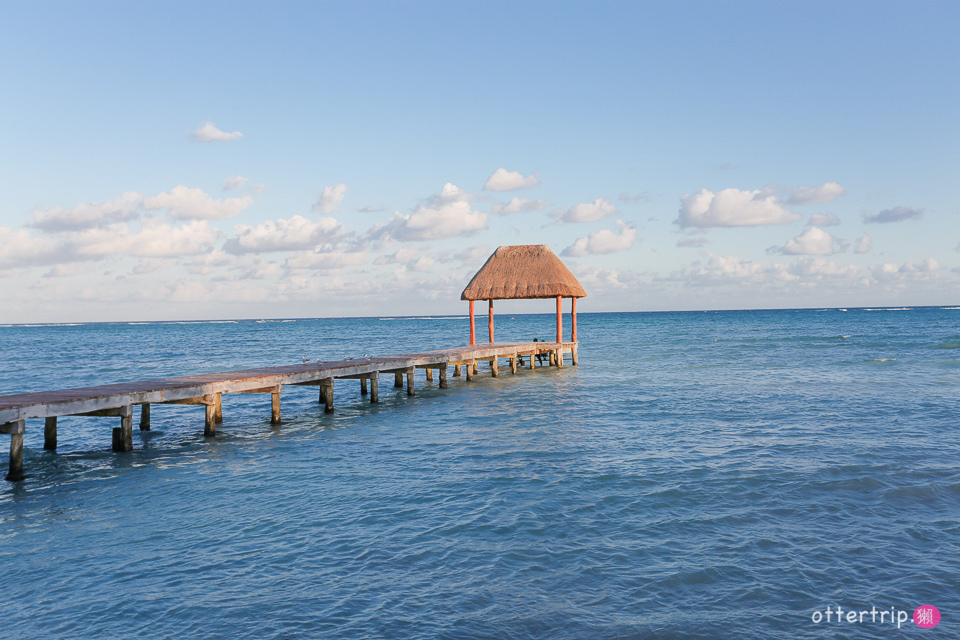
top-left (551, 197), bottom-right (617, 224)
top-left (370, 183), bottom-right (486, 241)
top-left (770, 227), bottom-right (847, 256)
top-left (871, 258), bottom-right (939, 282)
top-left (483, 168), bottom-right (540, 191)
top-left (863, 206), bottom-right (923, 224)
top-left (190, 122), bottom-right (243, 143)
top-left (29, 191), bottom-right (143, 231)
top-left (222, 176), bottom-right (248, 191)
top-left (808, 213), bottom-right (840, 226)
top-left (677, 188), bottom-right (801, 228)
top-left (313, 184), bottom-right (348, 215)
top-left (854, 233), bottom-right (872, 254)
top-left (0, 227), bottom-right (63, 268)
top-left (491, 197), bottom-right (550, 215)
top-left (285, 250), bottom-right (368, 271)
top-left (562, 220), bottom-right (637, 257)
top-left (786, 182), bottom-right (846, 205)
top-left (144, 185), bottom-right (253, 220)
top-left (454, 245), bottom-right (490, 266)
top-left (126, 220), bottom-right (221, 257)
top-left (224, 215), bottom-right (347, 254)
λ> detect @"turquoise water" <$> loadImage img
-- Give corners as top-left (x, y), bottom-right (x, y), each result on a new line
top-left (1, 309), bottom-right (958, 639)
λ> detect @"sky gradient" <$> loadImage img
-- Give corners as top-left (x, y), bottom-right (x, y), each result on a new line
top-left (2, 0), bottom-right (958, 322)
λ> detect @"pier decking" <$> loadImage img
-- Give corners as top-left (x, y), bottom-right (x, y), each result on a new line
top-left (1, 341), bottom-right (578, 481)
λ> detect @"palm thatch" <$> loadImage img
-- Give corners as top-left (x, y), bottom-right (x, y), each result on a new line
top-left (461, 245), bottom-right (587, 301)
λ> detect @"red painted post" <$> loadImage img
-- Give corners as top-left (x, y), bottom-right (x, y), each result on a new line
top-left (572, 297), bottom-right (578, 342)
top-left (469, 300), bottom-right (476, 345)
top-left (488, 299), bottom-right (494, 343)
top-left (556, 295), bottom-right (562, 345)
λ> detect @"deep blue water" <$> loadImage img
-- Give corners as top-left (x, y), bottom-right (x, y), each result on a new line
top-left (1, 309), bottom-right (958, 639)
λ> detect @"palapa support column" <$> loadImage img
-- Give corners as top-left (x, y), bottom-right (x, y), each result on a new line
top-left (571, 296), bottom-right (578, 343)
top-left (370, 375), bottom-right (379, 403)
top-left (394, 372), bottom-right (404, 388)
top-left (139, 404), bottom-right (151, 431)
top-left (406, 367), bottom-right (415, 396)
top-left (488, 299), bottom-right (494, 343)
top-left (3, 420), bottom-right (26, 482)
top-left (439, 365), bottom-right (448, 389)
top-left (44, 416), bottom-right (57, 450)
top-left (469, 300), bottom-right (476, 345)
top-left (271, 389), bottom-right (282, 424)
top-left (556, 294), bottom-right (563, 345)
top-left (111, 405), bottom-right (134, 452)
top-left (323, 380), bottom-right (334, 414)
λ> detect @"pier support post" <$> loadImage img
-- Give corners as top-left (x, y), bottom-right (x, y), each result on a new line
top-left (112, 406), bottom-right (133, 452)
top-left (361, 378), bottom-right (368, 395)
top-left (271, 391), bottom-right (282, 424)
top-left (205, 403), bottom-right (217, 436)
top-left (572, 344), bottom-right (579, 366)
top-left (466, 360), bottom-right (475, 382)
top-left (3, 421), bottom-right (25, 482)
top-left (510, 356), bottom-right (518, 375)
top-left (425, 367), bottom-right (433, 382)
top-left (556, 348), bottom-right (563, 368)
top-left (530, 352), bottom-right (536, 369)
top-left (454, 365), bottom-right (461, 377)
top-left (395, 372), bottom-right (403, 388)
top-left (323, 381), bottom-right (334, 414)
top-left (406, 368), bottom-right (415, 396)
top-left (439, 365), bottom-right (447, 389)
top-left (139, 404), bottom-right (151, 431)
top-left (215, 393), bottom-right (223, 424)
top-left (44, 416), bottom-right (57, 450)
top-left (370, 375), bottom-right (379, 403)
top-left (491, 358), bottom-right (499, 377)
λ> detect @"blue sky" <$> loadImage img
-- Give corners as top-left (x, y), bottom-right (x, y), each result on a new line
top-left (1, 0), bottom-right (958, 322)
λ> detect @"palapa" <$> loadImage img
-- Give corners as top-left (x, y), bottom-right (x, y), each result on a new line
top-left (460, 245), bottom-right (585, 348)
top-left (460, 245), bottom-right (586, 301)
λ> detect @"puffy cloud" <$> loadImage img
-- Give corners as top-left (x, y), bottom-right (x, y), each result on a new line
top-left (786, 182), bottom-right (846, 205)
top-left (769, 227), bottom-right (848, 256)
top-left (0, 227), bottom-right (63, 268)
top-left (562, 220), bottom-right (637, 257)
top-left (126, 220), bottom-right (221, 257)
top-left (677, 188), bottom-right (800, 228)
top-left (808, 213), bottom-right (840, 226)
top-left (551, 197), bottom-right (617, 224)
top-left (224, 215), bottom-right (347, 254)
top-left (871, 258), bottom-right (939, 282)
top-left (491, 197), bottom-right (550, 215)
top-left (144, 185), bottom-right (252, 220)
top-left (370, 183), bottom-right (486, 241)
top-left (483, 168), bottom-right (540, 191)
top-left (863, 206), bottom-right (923, 224)
top-left (222, 176), bottom-right (248, 191)
top-left (313, 184), bottom-right (348, 215)
top-left (854, 233), bottom-right (872, 254)
top-left (190, 122), bottom-right (243, 142)
top-left (28, 191), bottom-right (142, 231)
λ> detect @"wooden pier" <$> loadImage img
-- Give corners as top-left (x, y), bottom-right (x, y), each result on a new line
top-left (1, 341), bottom-right (578, 481)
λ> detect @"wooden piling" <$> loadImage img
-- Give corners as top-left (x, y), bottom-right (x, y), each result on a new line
top-left (425, 367), bottom-right (433, 382)
top-left (139, 403), bottom-right (151, 430)
top-left (454, 364), bottom-right (462, 377)
top-left (510, 356), bottom-right (517, 375)
top-left (406, 368), bottom-right (415, 396)
top-left (360, 378), bottom-right (368, 395)
top-left (112, 405), bottom-right (133, 452)
top-left (466, 360), bottom-right (475, 381)
top-left (439, 365), bottom-right (447, 389)
top-left (204, 403), bottom-right (217, 436)
top-left (271, 391), bottom-right (282, 424)
top-left (394, 372), bottom-right (403, 388)
top-left (44, 416), bottom-right (57, 450)
top-left (572, 343), bottom-right (579, 366)
top-left (323, 381), bottom-right (334, 414)
top-left (214, 393), bottom-right (223, 424)
top-left (3, 420), bottom-right (25, 482)
top-left (491, 358), bottom-right (499, 377)
top-left (370, 375), bottom-right (379, 403)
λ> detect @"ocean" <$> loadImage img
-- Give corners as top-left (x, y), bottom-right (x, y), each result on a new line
top-left (1, 309), bottom-right (957, 639)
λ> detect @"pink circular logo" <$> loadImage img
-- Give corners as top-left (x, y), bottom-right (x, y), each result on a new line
top-left (914, 605), bottom-right (940, 629)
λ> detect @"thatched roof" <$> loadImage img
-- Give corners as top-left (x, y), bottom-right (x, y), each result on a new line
top-left (461, 245), bottom-right (587, 300)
